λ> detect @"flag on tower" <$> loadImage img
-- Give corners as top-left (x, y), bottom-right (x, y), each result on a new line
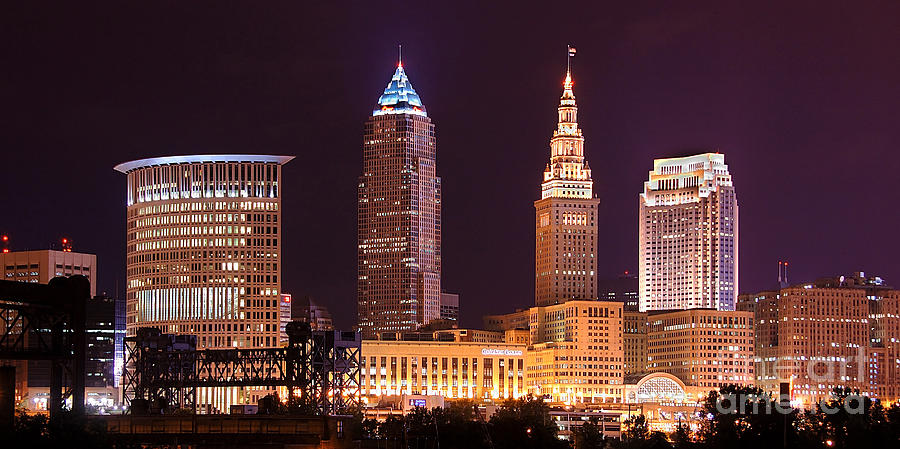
top-left (568, 46), bottom-right (577, 57)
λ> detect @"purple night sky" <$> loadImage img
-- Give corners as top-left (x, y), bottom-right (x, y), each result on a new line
top-left (2, 2), bottom-right (898, 329)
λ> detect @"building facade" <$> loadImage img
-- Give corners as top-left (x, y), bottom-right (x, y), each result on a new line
top-left (84, 294), bottom-right (121, 389)
top-left (599, 272), bottom-right (639, 311)
top-left (638, 153), bottom-right (738, 311)
top-left (115, 154), bottom-right (293, 350)
top-left (287, 294), bottom-right (334, 333)
top-left (738, 273), bottom-right (900, 406)
top-left (278, 294), bottom-right (292, 345)
top-left (623, 311), bottom-right (648, 376)
top-left (0, 249), bottom-right (99, 401)
top-left (18, 293), bottom-right (125, 411)
top-left (534, 68), bottom-right (600, 307)
top-left (360, 340), bottom-right (526, 402)
top-left (1, 249), bottom-right (97, 296)
top-left (526, 301), bottom-right (625, 404)
top-left (483, 309), bottom-right (530, 332)
top-left (357, 61), bottom-right (442, 339)
top-left (646, 309), bottom-right (754, 389)
top-left (439, 292), bottom-right (459, 323)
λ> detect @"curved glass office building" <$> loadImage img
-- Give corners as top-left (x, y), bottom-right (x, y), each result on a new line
top-left (115, 154), bottom-right (294, 350)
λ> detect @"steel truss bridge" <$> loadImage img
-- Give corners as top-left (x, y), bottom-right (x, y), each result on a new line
top-left (0, 277), bottom-right (88, 421)
top-left (124, 322), bottom-right (361, 416)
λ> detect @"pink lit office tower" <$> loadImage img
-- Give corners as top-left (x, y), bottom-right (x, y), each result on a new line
top-left (115, 155), bottom-right (294, 349)
top-left (534, 67), bottom-right (601, 306)
top-left (357, 60), bottom-right (441, 339)
top-left (639, 153), bottom-right (738, 311)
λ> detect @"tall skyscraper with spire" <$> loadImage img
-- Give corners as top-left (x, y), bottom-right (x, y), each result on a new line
top-left (535, 56), bottom-right (601, 306)
top-left (357, 56), bottom-right (441, 339)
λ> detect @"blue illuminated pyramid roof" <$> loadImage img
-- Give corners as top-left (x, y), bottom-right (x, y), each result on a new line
top-left (373, 64), bottom-right (427, 117)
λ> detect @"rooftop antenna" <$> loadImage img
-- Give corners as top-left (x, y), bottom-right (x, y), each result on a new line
top-left (778, 260), bottom-right (790, 288)
top-left (398, 44), bottom-right (402, 67)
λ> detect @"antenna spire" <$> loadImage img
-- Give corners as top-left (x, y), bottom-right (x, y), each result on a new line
top-left (398, 44), bottom-right (402, 67)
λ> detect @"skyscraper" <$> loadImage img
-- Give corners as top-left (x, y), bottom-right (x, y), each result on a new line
top-left (638, 153), bottom-right (738, 311)
top-left (534, 66), bottom-right (600, 306)
top-left (114, 155), bottom-right (293, 349)
top-left (357, 59), bottom-right (441, 339)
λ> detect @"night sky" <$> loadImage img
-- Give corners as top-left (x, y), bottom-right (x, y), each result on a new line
top-left (2, 2), bottom-right (898, 329)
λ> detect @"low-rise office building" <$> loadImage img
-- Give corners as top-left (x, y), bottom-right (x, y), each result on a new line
top-left (360, 340), bottom-right (526, 403)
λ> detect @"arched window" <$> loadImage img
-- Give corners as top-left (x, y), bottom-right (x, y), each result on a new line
top-left (635, 375), bottom-right (686, 403)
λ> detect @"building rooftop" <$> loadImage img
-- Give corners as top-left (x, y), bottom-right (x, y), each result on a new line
top-left (113, 154), bottom-right (295, 173)
top-left (373, 64), bottom-right (427, 117)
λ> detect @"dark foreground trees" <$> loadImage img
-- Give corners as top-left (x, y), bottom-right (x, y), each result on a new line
top-left (357, 387), bottom-right (900, 449)
top-left (686, 385), bottom-right (900, 449)
top-left (10, 386), bottom-right (900, 448)
top-left (359, 395), bottom-right (566, 449)
top-left (7, 410), bottom-right (128, 449)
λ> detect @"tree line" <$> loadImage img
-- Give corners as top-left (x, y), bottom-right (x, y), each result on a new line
top-left (357, 387), bottom-right (900, 449)
top-left (7, 386), bottom-right (900, 448)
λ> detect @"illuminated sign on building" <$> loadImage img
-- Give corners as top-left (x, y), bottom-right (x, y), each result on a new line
top-left (481, 348), bottom-right (523, 356)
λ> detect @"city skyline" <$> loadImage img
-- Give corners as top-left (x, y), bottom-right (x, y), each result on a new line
top-left (2, 3), bottom-right (899, 330)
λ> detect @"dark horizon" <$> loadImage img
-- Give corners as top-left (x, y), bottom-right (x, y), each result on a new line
top-left (2, 2), bottom-right (898, 329)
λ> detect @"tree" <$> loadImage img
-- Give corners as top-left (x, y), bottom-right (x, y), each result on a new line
top-left (360, 416), bottom-right (380, 440)
top-left (669, 422), bottom-right (695, 449)
top-left (489, 395), bottom-right (568, 449)
top-left (697, 384), bottom-right (791, 448)
top-left (574, 416), bottom-right (606, 449)
top-left (433, 400), bottom-right (489, 449)
top-left (257, 393), bottom-right (286, 414)
top-left (809, 387), bottom-right (894, 448)
top-left (622, 414), bottom-right (651, 442)
top-left (617, 414), bottom-right (671, 449)
top-left (405, 406), bottom-right (435, 448)
top-left (9, 410), bottom-right (118, 449)
top-left (377, 414), bottom-right (405, 441)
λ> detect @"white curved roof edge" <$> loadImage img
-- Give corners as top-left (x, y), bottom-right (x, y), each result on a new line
top-left (114, 154), bottom-right (295, 173)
